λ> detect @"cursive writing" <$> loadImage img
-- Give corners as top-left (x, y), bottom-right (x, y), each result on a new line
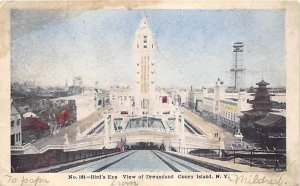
top-left (110, 179), bottom-right (139, 186)
top-left (4, 175), bottom-right (50, 186)
top-left (229, 174), bottom-right (284, 185)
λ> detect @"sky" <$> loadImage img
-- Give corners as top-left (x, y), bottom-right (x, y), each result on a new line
top-left (11, 9), bottom-right (285, 89)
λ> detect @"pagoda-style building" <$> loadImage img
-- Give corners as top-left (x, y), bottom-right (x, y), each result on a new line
top-left (250, 79), bottom-right (274, 111)
top-left (240, 79), bottom-right (286, 150)
top-left (241, 79), bottom-right (275, 121)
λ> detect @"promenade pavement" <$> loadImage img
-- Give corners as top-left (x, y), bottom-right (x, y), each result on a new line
top-left (168, 150), bottom-right (271, 172)
top-left (183, 108), bottom-right (237, 147)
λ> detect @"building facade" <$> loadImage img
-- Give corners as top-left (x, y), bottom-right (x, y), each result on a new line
top-left (94, 86), bottom-right (110, 110)
top-left (98, 17), bottom-right (178, 116)
top-left (133, 17), bottom-right (156, 114)
top-left (187, 86), bottom-right (203, 110)
top-left (109, 86), bottom-right (134, 113)
top-left (201, 78), bottom-right (251, 133)
top-left (11, 100), bottom-right (22, 146)
top-left (69, 76), bottom-right (83, 95)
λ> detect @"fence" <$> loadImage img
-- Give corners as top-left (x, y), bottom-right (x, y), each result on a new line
top-left (171, 147), bottom-right (286, 171)
top-left (11, 148), bottom-right (116, 173)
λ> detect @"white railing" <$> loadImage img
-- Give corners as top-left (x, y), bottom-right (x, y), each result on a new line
top-left (64, 140), bottom-right (104, 151)
top-left (11, 143), bottom-right (39, 152)
top-left (79, 132), bottom-right (105, 141)
top-left (186, 133), bottom-right (207, 139)
top-left (76, 117), bottom-right (105, 139)
top-left (76, 130), bottom-right (105, 141)
top-left (39, 144), bottom-right (65, 153)
top-left (94, 125), bottom-right (104, 134)
top-left (11, 146), bottom-right (24, 151)
top-left (11, 139), bottom-right (106, 154)
top-left (185, 139), bottom-right (219, 149)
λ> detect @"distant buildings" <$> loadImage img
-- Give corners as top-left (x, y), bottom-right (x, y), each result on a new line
top-left (47, 99), bottom-right (77, 127)
top-left (11, 100), bottom-right (22, 146)
top-left (187, 78), bottom-right (286, 137)
top-left (22, 117), bottom-right (49, 143)
top-left (187, 86), bottom-right (203, 110)
top-left (69, 76), bottom-right (84, 95)
top-left (93, 82), bottom-right (110, 110)
top-left (191, 78), bottom-right (252, 133)
top-left (109, 86), bottom-right (134, 112)
top-left (10, 97), bottom-right (77, 145)
top-left (169, 88), bottom-right (188, 107)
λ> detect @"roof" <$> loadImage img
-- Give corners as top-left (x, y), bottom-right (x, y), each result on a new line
top-left (254, 113), bottom-right (285, 127)
top-left (23, 117), bottom-right (49, 130)
top-left (256, 79), bottom-right (270, 86)
top-left (23, 112), bottom-right (37, 118)
top-left (242, 109), bottom-right (268, 116)
top-left (11, 99), bottom-right (23, 116)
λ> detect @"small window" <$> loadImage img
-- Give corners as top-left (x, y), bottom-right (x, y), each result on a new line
top-left (143, 36), bottom-right (147, 43)
top-left (11, 121), bottom-right (14, 127)
top-left (17, 119), bottom-right (20, 125)
top-left (144, 45), bottom-right (147, 48)
top-left (137, 44), bottom-right (139, 48)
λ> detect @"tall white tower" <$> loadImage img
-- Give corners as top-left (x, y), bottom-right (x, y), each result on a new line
top-left (133, 16), bottom-right (156, 114)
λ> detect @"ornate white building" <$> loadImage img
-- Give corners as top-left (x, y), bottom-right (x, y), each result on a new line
top-left (95, 17), bottom-right (174, 116)
top-left (133, 17), bottom-right (156, 114)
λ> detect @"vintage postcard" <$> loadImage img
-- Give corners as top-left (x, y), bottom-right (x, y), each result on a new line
top-left (0, 1), bottom-right (299, 186)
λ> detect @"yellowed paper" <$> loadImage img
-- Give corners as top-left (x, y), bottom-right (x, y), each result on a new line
top-left (0, 1), bottom-right (299, 186)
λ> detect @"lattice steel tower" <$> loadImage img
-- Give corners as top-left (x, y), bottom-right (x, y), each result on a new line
top-left (230, 42), bottom-right (246, 91)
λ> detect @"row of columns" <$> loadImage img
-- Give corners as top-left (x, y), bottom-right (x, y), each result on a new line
top-left (102, 112), bottom-right (187, 150)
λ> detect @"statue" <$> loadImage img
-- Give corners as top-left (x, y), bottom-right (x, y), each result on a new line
top-left (64, 134), bottom-right (69, 145)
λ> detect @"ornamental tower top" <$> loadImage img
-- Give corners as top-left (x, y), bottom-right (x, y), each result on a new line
top-left (133, 16), bottom-right (155, 95)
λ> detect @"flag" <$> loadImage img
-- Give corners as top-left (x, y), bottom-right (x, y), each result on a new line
top-left (162, 96), bottom-right (167, 103)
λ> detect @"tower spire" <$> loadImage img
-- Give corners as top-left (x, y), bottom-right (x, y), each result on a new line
top-left (133, 16), bottom-right (156, 114)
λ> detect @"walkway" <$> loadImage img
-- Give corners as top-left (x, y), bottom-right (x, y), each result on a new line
top-left (182, 108), bottom-right (236, 146)
top-left (167, 151), bottom-right (271, 172)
